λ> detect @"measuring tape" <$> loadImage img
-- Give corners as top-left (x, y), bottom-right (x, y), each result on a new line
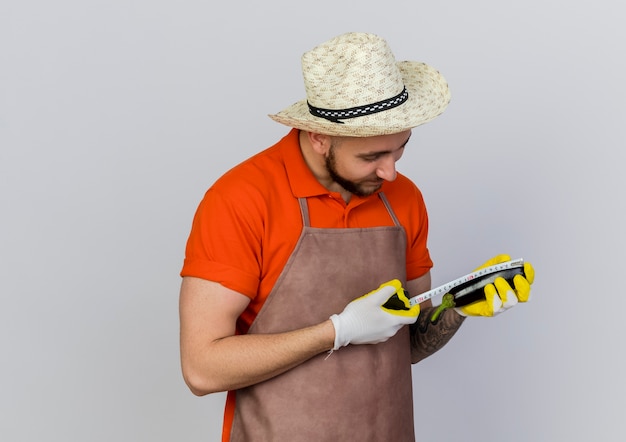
top-left (408, 258), bottom-right (525, 307)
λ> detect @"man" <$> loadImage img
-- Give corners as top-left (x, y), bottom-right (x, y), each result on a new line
top-left (179, 32), bottom-right (534, 441)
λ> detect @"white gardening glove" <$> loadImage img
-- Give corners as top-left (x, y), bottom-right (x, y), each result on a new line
top-left (329, 280), bottom-right (420, 351)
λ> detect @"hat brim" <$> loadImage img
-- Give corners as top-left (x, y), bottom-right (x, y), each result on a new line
top-left (268, 61), bottom-right (451, 137)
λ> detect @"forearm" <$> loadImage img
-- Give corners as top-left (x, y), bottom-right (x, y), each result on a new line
top-left (410, 306), bottom-right (465, 364)
top-left (181, 319), bottom-right (335, 395)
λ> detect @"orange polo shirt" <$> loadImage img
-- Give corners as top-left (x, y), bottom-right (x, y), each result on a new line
top-left (180, 128), bottom-right (433, 440)
top-left (181, 128), bottom-right (432, 332)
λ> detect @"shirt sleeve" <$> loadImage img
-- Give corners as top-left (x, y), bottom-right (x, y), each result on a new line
top-left (401, 181), bottom-right (434, 280)
top-left (180, 181), bottom-right (264, 299)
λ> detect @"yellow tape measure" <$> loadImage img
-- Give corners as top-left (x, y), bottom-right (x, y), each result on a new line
top-left (409, 258), bottom-right (525, 307)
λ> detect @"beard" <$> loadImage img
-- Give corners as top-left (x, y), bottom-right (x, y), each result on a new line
top-left (325, 146), bottom-right (383, 197)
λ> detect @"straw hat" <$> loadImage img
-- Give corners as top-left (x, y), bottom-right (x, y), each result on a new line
top-left (269, 32), bottom-right (451, 137)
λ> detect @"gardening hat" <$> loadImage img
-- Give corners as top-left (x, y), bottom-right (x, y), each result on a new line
top-left (269, 32), bottom-right (451, 137)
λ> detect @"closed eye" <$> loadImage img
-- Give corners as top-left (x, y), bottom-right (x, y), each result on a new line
top-left (361, 153), bottom-right (384, 162)
top-left (355, 133), bottom-right (410, 163)
top-left (359, 146), bottom-right (405, 162)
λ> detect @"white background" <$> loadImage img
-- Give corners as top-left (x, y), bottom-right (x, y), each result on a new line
top-left (1, 1), bottom-right (624, 441)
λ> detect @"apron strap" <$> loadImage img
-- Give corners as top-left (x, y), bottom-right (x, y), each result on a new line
top-left (378, 192), bottom-right (402, 227)
top-left (298, 197), bottom-right (311, 227)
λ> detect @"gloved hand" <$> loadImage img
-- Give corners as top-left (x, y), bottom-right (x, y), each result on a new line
top-left (329, 279), bottom-right (420, 351)
top-left (455, 254), bottom-right (535, 317)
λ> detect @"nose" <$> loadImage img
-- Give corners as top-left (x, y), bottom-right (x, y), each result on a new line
top-left (376, 156), bottom-right (397, 182)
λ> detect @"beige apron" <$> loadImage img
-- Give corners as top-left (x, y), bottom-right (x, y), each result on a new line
top-left (230, 194), bottom-right (415, 441)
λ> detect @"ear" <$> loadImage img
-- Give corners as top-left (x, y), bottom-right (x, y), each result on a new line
top-left (306, 132), bottom-right (332, 155)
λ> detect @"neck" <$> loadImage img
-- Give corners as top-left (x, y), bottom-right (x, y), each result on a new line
top-left (298, 131), bottom-right (351, 202)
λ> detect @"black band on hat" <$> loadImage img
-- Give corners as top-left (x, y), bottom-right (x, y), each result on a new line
top-left (307, 87), bottom-right (409, 124)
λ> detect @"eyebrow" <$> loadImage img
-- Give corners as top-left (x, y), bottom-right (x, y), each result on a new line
top-left (357, 134), bottom-right (412, 158)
